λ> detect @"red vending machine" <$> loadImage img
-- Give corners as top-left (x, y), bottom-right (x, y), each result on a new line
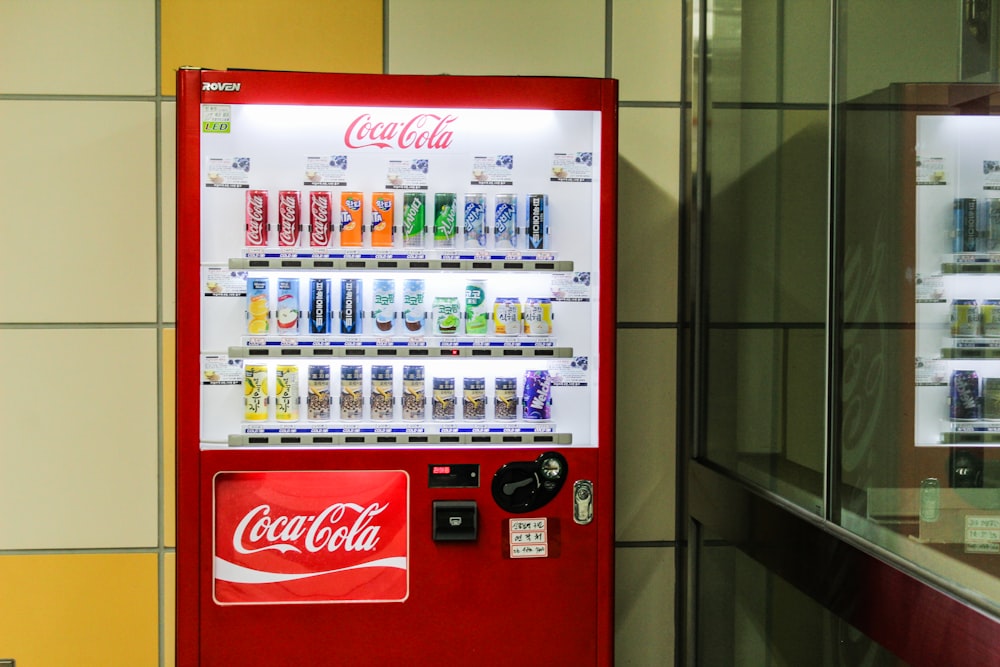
top-left (176, 69), bottom-right (617, 666)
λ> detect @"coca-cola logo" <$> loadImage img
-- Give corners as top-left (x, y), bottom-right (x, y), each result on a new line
top-left (214, 470), bottom-right (408, 605)
top-left (345, 113), bottom-right (456, 150)
top-left (310, 193), bottom-right (330, 245)
top-left (234, 502), bottom-right (386, 554)
top-left (277, 194), bottom-right (299, 245)
top-left (246, 193), bottom-right (267, 245)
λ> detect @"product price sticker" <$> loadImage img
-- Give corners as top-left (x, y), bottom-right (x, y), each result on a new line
top-left (385, 159), bottom-right (429, 189)
top-left (550, 152), bottom-right (593, 182)
top-left (202, 355), bottom-right (242, 385)
top-left (470, 154), bottom-right (514, 186)
top-left (204, 267), bottom-right (248, 297)
top-left (205, 156), bottom-right (250, 188)
top-left (303, 155), bottom-right (348, 186)
top-left (548, 357), bottom-right (589, 387)
top-left (916, 155), bottom-right (947, 185)
top-left (550, 272), bottom-right (591, 302)
top-left (201, 105), bottom-right (231, 134)
top-left (965, 516), bottom-right (1000, 554)
top-left (914, 357), bottom-right (947, 386)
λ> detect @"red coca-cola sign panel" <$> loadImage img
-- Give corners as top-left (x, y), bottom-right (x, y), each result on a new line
top-left (213, 470), bottom-right (409, 605)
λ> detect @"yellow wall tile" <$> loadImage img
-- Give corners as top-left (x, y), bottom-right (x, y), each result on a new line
top-left (387, 0), bottom-right (605, 76)
top-left (160, 0), bottom-right (383, 96)
top-left (163, 328), bottom-right (177, 548)
top-left (0, 0), bottom-right (155, 96)
top-left (0, 554), bottom-right (158, 666)
top-left (613, 0), bottom-right (683, 101)
top-left (164, 552), bottom-right (176, 667)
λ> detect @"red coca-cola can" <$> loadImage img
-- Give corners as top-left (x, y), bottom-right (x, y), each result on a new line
top-left (277, 190), bottom-right (301, 247)
top-left (245, 189), bottom-right (269, 247)
top-left (309, 191), bottom-right (333, 247)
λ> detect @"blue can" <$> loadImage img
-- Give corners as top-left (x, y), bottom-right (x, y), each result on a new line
top-left (526, 194), bottom-right (549, 250)
top-left (494, 194), bottom-right (518, 249)
top-left (954, 198), bottom-right (978, 253)
top-left (340, 278), bottom-right (363, 335)
top-left (950, 370), bottom-right (981, 420)
top-left (464, 193), bottom-right (487, 247)
top-left (522, 369), bottom-right (552, 420)
top-left (308, 278), bottom-right (331, 334)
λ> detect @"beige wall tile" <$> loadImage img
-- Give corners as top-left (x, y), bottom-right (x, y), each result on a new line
top-left (618, 107), bottom-right (680, 322)
top-left (0, 0), bottom-right (155, 96)
top-left (162, 102), bottom-right (177, 323)
top-left (0, 329), bottom-right (159, 549)
top-left (163, 328), bottom-right (176, 548)
top-left (387, 0), bottom-right (605, 76)
top-left (0, 101), bottom-right (157, 323)
top-left (613, 0), bottom-right (683, 102)
top-left (0, 553), bottom-right (158, 665)
top-left (160, 0), bottom-right (383, 96)
top-left (616, 547), bottom-right (675, 666)
top-left (616, 329), bottom-right (677, 542)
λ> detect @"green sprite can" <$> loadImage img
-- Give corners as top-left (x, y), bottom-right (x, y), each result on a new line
top-left (433, 192), bottom-right (457, 247)
top-left (402, 192), bottom-right (425, 248)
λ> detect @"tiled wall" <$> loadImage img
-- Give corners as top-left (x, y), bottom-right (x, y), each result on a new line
top-left (0, 1), bottom-right (683, 665)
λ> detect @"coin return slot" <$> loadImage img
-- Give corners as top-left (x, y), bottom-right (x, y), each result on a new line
top-left (248, 437), bottom-right (269, 444)
top-left (280, 348), bottom-right (302, 355)
top-left (315, 260), bottom-right (335, 268)
top-left (345, 261), bottom-right (366, 268)
top-left (280, 436), bottom-right (301, 444)
top-left (377, 349), bottom-right (398, 355)
top-left (502, 435), bottom-right (524, 443)
top-left (502, 349), bottom-right (524, 356)
top-left (313, 436), bottom-right (333, 444)
top-left (344, 436), bottom-right (365, 443)
top-left (377, 261), bottom-right (399, 268)
top-left (313, 348), bottom-right (334, 355)
top-left (280, 260), bottom-right (302, 268)
top-left (503, 262), bottom-right (525, 269)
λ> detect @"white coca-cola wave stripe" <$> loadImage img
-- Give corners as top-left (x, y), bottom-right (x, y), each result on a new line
top-left (214, 556), bottom-right (407, 585)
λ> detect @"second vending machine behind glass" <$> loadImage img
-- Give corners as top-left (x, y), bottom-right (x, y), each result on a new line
top-left (176, 69), bottom-right (617, 665)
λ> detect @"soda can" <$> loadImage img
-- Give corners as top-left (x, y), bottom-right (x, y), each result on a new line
top-left (309, 191), bottom-right (333, 247)
top-left (277, 190), bottom-right (301, 247)
top-left (494, 377), bottom-right (518, 421)
top-left (245, 189), bottom-right (269, 247)
top-left (432, 296), bottom-right (461, 335)
top-left (244, 364), bottom-right (268, 421)
top-left (984, 198), bottom-right (1000, 252)
top-left (494, 194), bottom-right (518, 249)
top-left (522, 369), bottom-right (552, 421)
top-left (951, 299), bottom-right (980, 337)
top-left (308, 278), bottom-right (332, 334)
top-left (402, 192), bottom-right (426, 248)
top-left (246, 277), bottom-right (270, 335)
top-left (275, 278), bottom-right (300, 335)
top-left (371, 192), bottom-right (395, 248)
top-left (463, 377), bottom-right (486, 421)
top-left (433, 192), bottom-right (458, 248)
top-left (464, 280), bottom-right (489, 335)
top-left (372, 278), bottom-right (396, 333)
top-left (523, 297), bottom-right (553, 336)
top-left (340, 278), bottom-right (363, 335)
top-left (464, 193), bottom-right (487, 247)
top-left (307, 365), bottom-right (330, 421)
top-left (954, 198), bottom-right (978, 253)
top-left (402, 365), bottom-right (426, 421)
top-left (493, 297), bottom-right (522, 335)
top-left (432, 377), bottom-right (456, 421)
top-left (275, 365), bottom-right (300, 422)
top-left (370, 365), bottom-right (394, 421)
top-left (525, 194), bottom-right (549, 250)
top-left (401, 279), bottom-right (426, 334)
top-left (340, 191), bottom-right (363, 247)
top-left (340, 365), bottom-right (363, 421)
top-left (983, 300), bottom-right (1000, 337)
top-left (984, 378), bottom-right (1000, 420)
top-left (949, 370), bottom-right (981, 420)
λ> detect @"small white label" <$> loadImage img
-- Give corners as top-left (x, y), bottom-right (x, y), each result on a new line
top-left (509, 518), bottom-right (548, 558)
top-left (965, 515), bottom-right (1000, 554)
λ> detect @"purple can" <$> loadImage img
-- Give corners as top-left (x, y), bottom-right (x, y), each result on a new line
top-left (950, 370), bottom-right (981, 420)
top-left (522, 370), bottom-right (552, 421)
